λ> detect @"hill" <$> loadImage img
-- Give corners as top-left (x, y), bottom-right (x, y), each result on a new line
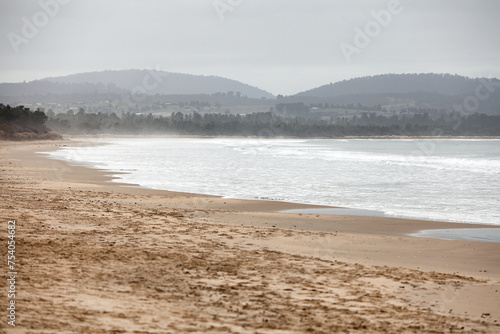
top-left (293, 73), bottom-right (500, 114)
top-left (45, 70), bottom-right (274, 99)
top-left (0, 80), bottom-right (126, 98)
top-left (296, 73), bottom-right (496, 97)
top-left (2, 72), bottom-right (499, 115)
top-left (0, 70), bottom-right (274, 100)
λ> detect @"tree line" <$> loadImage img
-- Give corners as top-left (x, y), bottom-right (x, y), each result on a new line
top-left (47, 108), bottom-right (500, 137)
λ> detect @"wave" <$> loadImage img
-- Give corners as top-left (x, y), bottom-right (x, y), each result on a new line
top-left (42, 138), bottom-right (500, 226)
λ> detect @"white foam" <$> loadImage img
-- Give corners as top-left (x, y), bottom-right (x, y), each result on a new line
top-left (43, 138), bottom-right (500, 226)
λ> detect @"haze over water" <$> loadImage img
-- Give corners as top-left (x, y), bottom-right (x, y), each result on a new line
top-left (47, 138), bottom-right (500, 226)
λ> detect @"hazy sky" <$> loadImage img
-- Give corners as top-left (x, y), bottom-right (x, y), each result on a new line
top-left (1, 0), bottom-right (499, 95)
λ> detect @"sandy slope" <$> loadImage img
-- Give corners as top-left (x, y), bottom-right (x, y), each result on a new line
top-left (0, 139), bottom-right (499, 333)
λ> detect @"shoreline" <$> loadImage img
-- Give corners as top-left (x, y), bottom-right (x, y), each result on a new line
top-left (2, 138), bottom-right (500, 332)
top-left (61, 134), bottom-right (500, 140)
top-left (7, 137), bottom-right (500, 234)
top-left (42, 136), bottom-right (500, 230)
top-left (3, 137), bottom-right (499, 261)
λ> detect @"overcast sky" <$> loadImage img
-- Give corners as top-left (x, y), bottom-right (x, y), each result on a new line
top-left (1, 0), bottom-right (499, 95)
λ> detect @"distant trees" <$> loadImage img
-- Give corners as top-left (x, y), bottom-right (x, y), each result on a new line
top-left (275, 103), bottom-right (309, 116)
top-left (45, 108), bottom-right (500, 137)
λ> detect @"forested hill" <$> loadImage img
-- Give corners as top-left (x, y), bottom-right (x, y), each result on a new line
top-left (2, 72), bottom-right (500, 114)
top-left (46, 70), bottom-right (274, 99)
top-left (0, 70), bottom-right (274, 100)
top-left (0, 80), bottom-right (127, 98)
top-left (296, 73), bottom-right (500, 97)
top-left (288, 73), bottom-right (500, 114)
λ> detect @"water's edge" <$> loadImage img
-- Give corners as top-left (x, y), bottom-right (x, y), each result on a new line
top-left (41, 138), bottom-right (500, 243)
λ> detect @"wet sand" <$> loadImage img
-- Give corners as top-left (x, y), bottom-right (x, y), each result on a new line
top-left (1, 139), bottom-right (500, 333)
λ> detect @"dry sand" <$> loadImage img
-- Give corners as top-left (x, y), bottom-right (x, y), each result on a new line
top-left (1, 139), bottom-right (499, 333)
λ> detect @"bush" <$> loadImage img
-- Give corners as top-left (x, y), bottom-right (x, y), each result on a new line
top-left (0, 104), bottom-right (61, 141)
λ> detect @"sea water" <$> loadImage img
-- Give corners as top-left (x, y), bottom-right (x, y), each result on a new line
top-left (45, 138), bottom-right (500, 226)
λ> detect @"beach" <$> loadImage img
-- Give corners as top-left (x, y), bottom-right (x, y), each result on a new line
top-left (1, 139), bottom-right (500, 333)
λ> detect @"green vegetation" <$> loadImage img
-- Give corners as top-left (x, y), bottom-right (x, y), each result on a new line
top-left (0, 104), bottom-right (60, 140)
top-left (46, 109), bottom-right (500, 137)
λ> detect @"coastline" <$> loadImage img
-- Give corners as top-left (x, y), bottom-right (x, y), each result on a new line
top-left (13, 137), bottom-right (500, 234)
top-left (1, 138), bottom-right (500, 333)
top-left (61, 134), bottom-right (500, 140)
top-left (45, 135), bottom-right (500, 227)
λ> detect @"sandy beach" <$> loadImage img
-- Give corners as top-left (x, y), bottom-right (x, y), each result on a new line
top-left (1, 139), bottom-right (500, 333)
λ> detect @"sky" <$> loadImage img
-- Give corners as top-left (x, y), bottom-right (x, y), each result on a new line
top-left (0, 0), bottom-right (499, 96)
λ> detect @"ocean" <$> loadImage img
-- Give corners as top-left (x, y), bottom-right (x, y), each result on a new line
top-left (45, 138), bottom-right (500, 226)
